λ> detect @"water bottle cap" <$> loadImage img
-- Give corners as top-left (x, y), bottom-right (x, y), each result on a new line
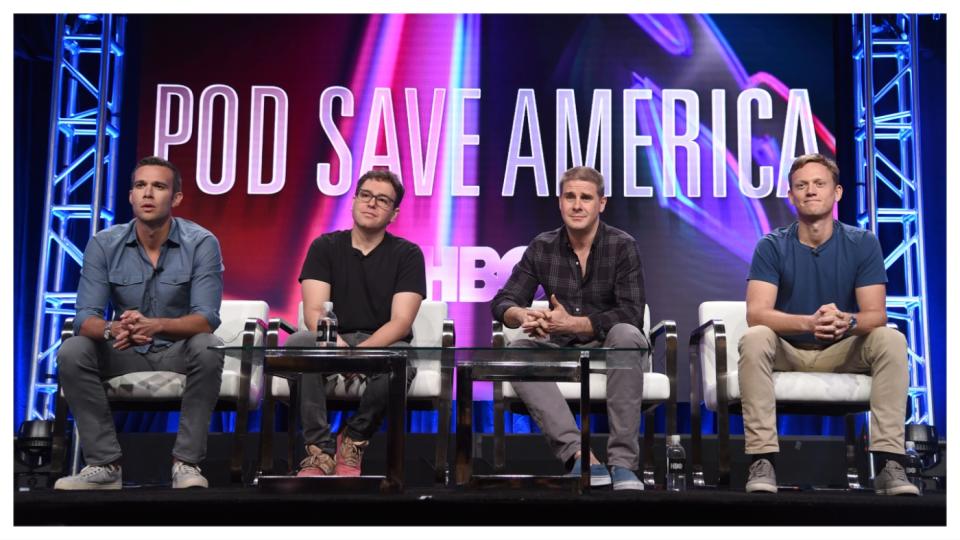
top-left (669, 434), bottom-right (680, 445)
top-left (323, 301), bottom-right (334, 313)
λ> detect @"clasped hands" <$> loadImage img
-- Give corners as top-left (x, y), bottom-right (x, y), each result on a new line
top-left (110, 310), bottom-right (163, 350)
top-left (810, 303), bottom-right (853, 342)
top-left (517, 294), bottom-right (579, 339)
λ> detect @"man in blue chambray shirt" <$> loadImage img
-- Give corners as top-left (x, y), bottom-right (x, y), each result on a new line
top-left (54, 156), bottom-right (225, 490)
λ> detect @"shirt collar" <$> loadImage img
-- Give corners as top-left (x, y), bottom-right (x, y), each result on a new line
top-left (561, 220), bottom-right (606, 251)
top-left (123, 217), bottom-right (181, 247)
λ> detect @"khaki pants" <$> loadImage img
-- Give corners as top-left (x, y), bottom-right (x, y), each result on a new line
top-left (737, 325), bottom-right (908, 455)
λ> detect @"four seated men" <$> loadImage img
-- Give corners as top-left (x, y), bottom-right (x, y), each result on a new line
top-left (51, 160), bottom-right (918, 495)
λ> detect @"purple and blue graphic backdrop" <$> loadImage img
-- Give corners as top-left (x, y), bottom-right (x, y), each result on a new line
top-left (134, 14), bottom-right (838, 400)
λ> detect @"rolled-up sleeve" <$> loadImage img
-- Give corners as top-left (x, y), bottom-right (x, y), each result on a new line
top-left (586, 240), bottom-right (645, 340)
top-left (74, 237), bottom-right (111, 334)
top-left (189, 234), bottom-right (225, 331)
top-left (491, 243), bottom-right (540, 323)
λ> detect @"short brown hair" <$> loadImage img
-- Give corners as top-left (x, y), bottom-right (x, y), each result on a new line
top-left (788, 153), bottom-right (839, 188)
top-left (132, 156), bottom-right (182, 193)
top-left (559, 166), bottom-right (605, 197)
top-left (355, 169), bottom-right (404, 208)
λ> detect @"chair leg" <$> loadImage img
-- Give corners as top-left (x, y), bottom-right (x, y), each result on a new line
top-left (51, 386), bottom-right (69, 477)
top-left (287, 379), bottom-right (299, 475)
top-left (258, 376), bottom-right (276, 477)
top-left (434, 396), bottom-right (451, 485)
top-left (845, 413), bottom-right (864, 490)
top-left (493, 381), bottom-right (506, 473)
top-left (717, 406), bottom-right (731, 488)
top-left (231, 403), bottom-right (249, 484)
top-left (642, 409), bottom-right (656, 487)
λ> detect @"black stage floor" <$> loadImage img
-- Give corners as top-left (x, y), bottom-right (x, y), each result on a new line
top-left (15, 433), bottom-right (946, 525)
top-left (15, 485), bottom-right (945, 526)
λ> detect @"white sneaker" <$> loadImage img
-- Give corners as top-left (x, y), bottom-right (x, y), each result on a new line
top-left (54, 464), bottom-right (122, 490)
top-left (172, 461), bottom-right (208, 489)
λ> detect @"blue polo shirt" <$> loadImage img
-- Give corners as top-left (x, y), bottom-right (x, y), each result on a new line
top-left (747, 220), bottom-right (887, 345)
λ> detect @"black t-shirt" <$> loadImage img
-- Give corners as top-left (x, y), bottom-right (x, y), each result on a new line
top-left (298, 230), bottom-right (427, 341)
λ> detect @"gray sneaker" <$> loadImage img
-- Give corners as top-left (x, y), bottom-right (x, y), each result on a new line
top-left (172, 461), bottom-right (209, 489)
top-left (54, 464), bottom-right (122, 490)
top-left (873, 460), bottom-right (920, 496)
top-left (745, 458), bottom-right (777, 493)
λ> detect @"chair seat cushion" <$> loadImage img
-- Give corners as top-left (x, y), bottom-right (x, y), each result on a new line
top-left (502, 372), bottom-right (670, 401)
top-left (104, 361), bottom-right (252, 402)
top-left (704, 371), bottom-right (873, 411)
top-left (270, 362), bottom-right (442, 400)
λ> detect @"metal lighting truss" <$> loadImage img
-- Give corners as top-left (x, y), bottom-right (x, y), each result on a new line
top-left (26, 14), bottom-right (125, 421)
top-left (852, 14), bottom-right (932, 425)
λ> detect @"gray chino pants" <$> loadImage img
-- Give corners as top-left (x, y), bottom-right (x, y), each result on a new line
top-left (56, 333), bottom-right (225, 466)
top-left (510, 323), bottom-right (650, 470)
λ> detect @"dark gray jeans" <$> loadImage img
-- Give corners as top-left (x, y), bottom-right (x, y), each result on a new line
top-left (286, 330), bottom-right (414, 456)
top-left (510, 323), bottom-right (650, 470)
top-left (56, 333), bottom-right (225, 466)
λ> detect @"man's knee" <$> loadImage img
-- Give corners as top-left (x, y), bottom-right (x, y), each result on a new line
top-left (605, 323), bottom-right (645, 348)
top-left (185, 333), bottom-right (225, 371)
top-left (738, 325), bottom-right (778, 366)
top-left (56, 335), bottom-right (99, 377)
top-left (285, 330), bottom-right (317, 347)
top-left (865, 326), bottom-right (908, 364)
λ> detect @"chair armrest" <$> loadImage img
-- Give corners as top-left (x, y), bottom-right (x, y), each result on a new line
top-left (62, 317), bottom-right (76, 341)
top-left (649, 319), bottom-right (678, 435)
top-left (688, 318), bottom-right (729, 407)
top-left (442, 319), bottom-right (456, 348)
top-left (242, 317), bottom-right (269, 347)
top-left (267, 317), bottom-right (297, 347)
top-left (492, 320), bottom-right (505, 347)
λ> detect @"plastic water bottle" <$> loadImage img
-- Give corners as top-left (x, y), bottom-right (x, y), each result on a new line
top-left (666, 434), bottom-right (687, 492)
top-left (316, 301), bottom-right (338, 346)
top-left (904, 441), bottom-right (924, 494)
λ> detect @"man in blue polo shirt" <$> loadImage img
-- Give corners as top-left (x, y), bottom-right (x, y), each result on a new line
top-left (739, 154), bottom-right (916, 496)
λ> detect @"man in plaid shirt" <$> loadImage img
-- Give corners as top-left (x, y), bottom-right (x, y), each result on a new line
top-left (491, 166), bottom-right (648, 490)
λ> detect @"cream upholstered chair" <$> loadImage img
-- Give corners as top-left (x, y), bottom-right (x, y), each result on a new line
top-left (264, 300), bottom-right (455, 484)
top-left (51, 300), bottom-right (270, 484)
top-left (689, 301), bottom-right (875, 489)
top-left (492, 302), bottom-right (677, 487)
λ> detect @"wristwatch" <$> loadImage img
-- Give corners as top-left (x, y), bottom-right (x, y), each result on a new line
top-left (847, 314), bottom-right (858, 335)
top-left (103, 321), bottom-right (113, 341)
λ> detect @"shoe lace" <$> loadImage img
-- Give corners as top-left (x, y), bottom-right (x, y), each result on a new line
top-left (175, 462), bottom-right (202, 476)
top-left (885, 461), bottom-right (909, 482)
top-left (749, 459), bottom-right (772, 477)
top-left (299, 450), bottom-right (332, 470)
top-left (339, 436), bottom-right (369, 467)
top-left (78, 464), bottom-right (113, 478)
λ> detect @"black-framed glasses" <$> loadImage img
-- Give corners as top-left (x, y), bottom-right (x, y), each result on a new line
top-left (356, 189), bottom-right (395, 210)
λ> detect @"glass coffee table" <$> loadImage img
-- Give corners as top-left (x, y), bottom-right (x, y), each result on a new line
top-left (213, 345), bottom-right (423, 494)
top-left (215, 345), bottom-right (645, 495)
top-left (453, 347), bottom-right (647, 494)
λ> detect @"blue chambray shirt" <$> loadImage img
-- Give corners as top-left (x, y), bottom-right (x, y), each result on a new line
top-left (74, 217), bottom-right (224, 353)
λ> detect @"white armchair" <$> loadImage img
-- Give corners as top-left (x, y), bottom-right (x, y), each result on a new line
top-left (491, 302), bottom-right (678, 487)
top-left (263, 300), bottom-right (455, 484)
top-left (52, 300), bottom-right (270, 484)
top-left (689, 301), bottom-right (874, 489)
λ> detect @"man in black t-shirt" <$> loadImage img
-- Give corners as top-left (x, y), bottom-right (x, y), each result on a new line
top-left (286, 169), bottom-right (426, 477)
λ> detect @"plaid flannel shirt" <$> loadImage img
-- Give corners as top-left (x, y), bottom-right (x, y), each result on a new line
top-left (491, 221), bottom-right (646, 345)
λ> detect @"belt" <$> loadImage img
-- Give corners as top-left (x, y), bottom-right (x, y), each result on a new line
top-left (789, 341), bottom-right (830, 351)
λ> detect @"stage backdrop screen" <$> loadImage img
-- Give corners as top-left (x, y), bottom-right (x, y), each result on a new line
top-left (134, 14), bottom-right (837, 399)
